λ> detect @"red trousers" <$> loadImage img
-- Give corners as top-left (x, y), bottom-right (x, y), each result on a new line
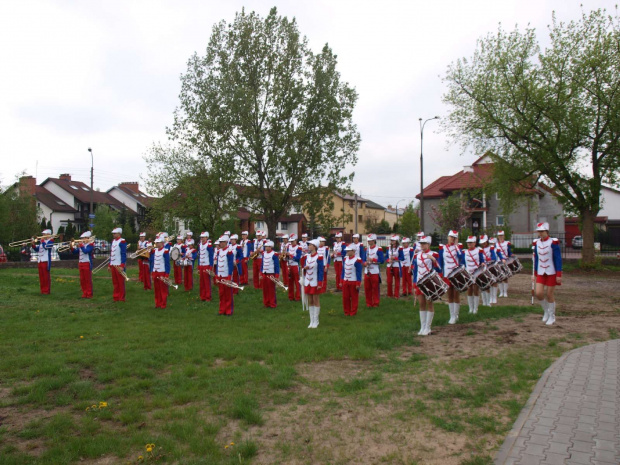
top-left (78, 262), bottom-right (93, 298)
top-left (386, 267), bottom-right (400, 298)
top-left (253, 258), bottom-right (262, 289)
top-left (198, 266), bottom-right (212, 301)
top-left (342, 281), bottom-right (360, 315)
top-left (138, 258), bottom-right (144, 283)
top-left (232, 266), bottom-right (240, 295)
top-left (217, 277), bottom-right (234, 315)
top-left (364, 273), bottom-right (380, 307)
top-left (152, 271), bottom-right (169, 308)
top-left (334, 260), bottom-right (343, 290)
top-left (38, 262), bottom-right (51, 294)
top-left (241, 259), bottom-right (249, 284)
top-left (288, 265), bottom-right (301, 301)
top-left (143, 261), bottom-right (151, 290)
top-left (183, 265), bottom-right (193, 291)
top-left (281, 261), bottom-right (289, 286)
top-left (173, 263), bottom-right (182, 284)
top-left (401, 266), bottom-right (413, 295)
top-left (111, 266), bottom-right (126, 301)
top-left (321, 266), bottom-right (329, 292)
top-left (262, 273), bottom-right (277, 308)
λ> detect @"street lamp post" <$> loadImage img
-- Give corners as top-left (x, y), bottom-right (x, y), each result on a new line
top-left (395, 198), bottom-right (406, 229)
top-left (419, 116), bottom-right (440, 232)
top-left (87, 148), bottom-right (95, 230)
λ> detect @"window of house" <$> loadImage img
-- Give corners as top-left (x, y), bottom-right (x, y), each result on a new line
top-left (82, 187), bottom-right (89, 191)
top-left (255, 221), bottom-right (264, 229)
top-left (70, 185), bottom-right (78, 190)
top-left (496, 215), bottom-right (504, 226)
top-left (56, 201), bottom-right (66, 206)
top-left (358, 215), bottom-right (363, 223)
top-left (496, 192), bottom-right (500, 201)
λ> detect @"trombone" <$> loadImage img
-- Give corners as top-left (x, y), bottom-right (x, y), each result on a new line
top-left (10, 234), bottom-right (59, 248)
top-left (205, 268), bottom-right (244, 290)
top-left (113, 265), bottom-right (130, 281)
top-left (130, 246), bottom-right (153, 259)
top-left (92, 257), bottom-right (110, 274)
top-left (157, 276), bottom-right (178, 289)
top-left (57, 237), bottom-right (96, 253)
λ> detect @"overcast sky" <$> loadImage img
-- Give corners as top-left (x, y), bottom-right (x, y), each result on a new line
top-left (0, 0), bottom-right (614, 208)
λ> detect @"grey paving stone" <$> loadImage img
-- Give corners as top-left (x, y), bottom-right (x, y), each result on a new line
top-left (592, 449), bottom-right (618, 463)
top-left (541, 452), bottom-right (570, 465)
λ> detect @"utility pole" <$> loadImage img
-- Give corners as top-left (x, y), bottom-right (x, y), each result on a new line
top-left (88, 148), bottom-right (95, 230)
top-left (354, 193), bottom-right (358, 234)
top-left (419, 116), bottom-right (440, 232)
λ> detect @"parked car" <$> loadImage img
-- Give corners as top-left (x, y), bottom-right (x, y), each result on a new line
top-left (92, 239), bottom-right (111, 255)
top-left (572, 235), bottom-right (583, 249)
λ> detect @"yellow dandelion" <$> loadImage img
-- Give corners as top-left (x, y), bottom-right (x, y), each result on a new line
top-left (91, 404), bottom-right (97, 409)
top-left (99, 401), bottom-right (107, 407)
top-left (138, 456), bottom-right (144, 461)
top-left (85, 407), bottom-right (90, 411)
top-left (230, 442), bottom-right (235, 445)
top-left (80, 336), bottom-right (84, 339)
top-left (146, 447), bottom-right (152, 452)
top-left (225, 445), bottom-right (229, 449)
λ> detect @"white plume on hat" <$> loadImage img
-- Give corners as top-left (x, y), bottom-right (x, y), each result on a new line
top-left (289, 233), bottom-right (297, 241)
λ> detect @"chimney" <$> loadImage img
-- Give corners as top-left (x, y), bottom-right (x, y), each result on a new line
top-left (59, 173), bottom-right (72, 181)
top-left (119, 181), bottom-right (140, 193)
top-left (19, 175), bottom-right (36, 196)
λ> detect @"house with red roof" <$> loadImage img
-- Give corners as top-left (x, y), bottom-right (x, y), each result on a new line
top-left (417, 154), bottom-right (565, 236)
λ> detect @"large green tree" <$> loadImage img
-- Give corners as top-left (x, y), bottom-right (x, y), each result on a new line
top-left (443, 8), bottom-right (620, 263)
top-left (0, 178), bottom-right (40, 248)
top-left (148, 7), bottom-right (360, 240)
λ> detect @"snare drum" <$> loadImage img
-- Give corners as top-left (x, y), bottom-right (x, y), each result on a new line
top-left (505, 257), bottom-right (523, 275)
top-left (486, 262), bottom-right (505, 282)
top-left (446, 266), bottom-right (475, 293)
top-left (473, 265), bottom-right (495, 291)
top-left (417, 270), bottom-right (449, 301)
top-left (498, 261), bottom-right (512, 279)
top-left (170, 248), bottom-right (181, 262)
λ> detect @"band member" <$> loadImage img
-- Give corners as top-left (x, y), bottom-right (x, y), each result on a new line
top-left (413, 231), bottom-right (425, 255)
top-left (463, 236), bottom-right (484, 314)
top-left (332, 232), bottom-right (345, 291)
top-left (349, 234), bottom-right (366, 261)
top-left (182, 240), bottom-right (197, 291)
top-left (137, 232), bottom-right (147, 284)
top-left (109, 227), bottom-right (127, 302)
top-left (299, 233), bottom-right (309, 254)
top-left (261, 240), bottom-right (280, 308)
top-left (439, 230), bottom-right (464, 324)
top-left (240, 231), bottom-right (253, 285)
top-left (229, 234), bottom-right (244, 294)
top-left (252, 230), bottom-right (264, 289)
top-left (342, 245), bottom-right (363, 316)
top-left (413, 235), bottom-right (441, 336)
top-left (32, 229), bottom-right (54, 294)
top-left (150, 236), bottom-right (171, 308)
top-left (364, 233), bottom-right (385, 307)
top-left (70, 231), bottom-right (94, 298)
top-left (279, 235), bottom-right (289, 286)
top-left (495, 230), bottom-right (512, 297)
top-left (185, 230), bottom-right (195, 247)
top-left (479, 235), bottom-right (502, 306)
top-left (286, 233), bottom-right (303, 301)
top-left (386, 235), bottom-right (405, 298)
top-left (214, 236), bottom-right (235, 315)
top-left (318, 237), bottom-right (330, 292)
top-left (301, 239), bottom-right (324, 328)
top-left (401, 237), bottom-right (414, 296)
top-left (533, 222), bottom-right (562, 326)
top-left (141, 235), bottom-right (153, 290)
top-left (172, 236), bottom-right (185, 285)
top-left (197, 232), bottom-right (214, 302)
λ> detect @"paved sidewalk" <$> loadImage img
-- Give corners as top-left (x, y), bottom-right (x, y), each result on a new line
top-left (495, 339), bottom-right (620, 464)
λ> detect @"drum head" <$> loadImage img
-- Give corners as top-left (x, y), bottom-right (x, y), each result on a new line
top-left (170, 248), bottom-right (180, 261)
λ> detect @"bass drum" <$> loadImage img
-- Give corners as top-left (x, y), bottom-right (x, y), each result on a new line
top-left (446, 266), bottom-right (474, 293)
top-left (417, 270), bottom-right (449, 301)
top-left (473, 265), bottom-right (495, 291)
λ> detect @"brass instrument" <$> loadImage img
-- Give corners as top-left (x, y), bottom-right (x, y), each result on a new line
top-left (267, 274), bottom-right (288, 292)
top-left (130, 246), bottom-right (153, 259)
top-left (57, 237), bottom-right (95, 253)
top-left (113, 265), bottom-right (130, 282)
top-left (249, 250), bottom-right (261, 260)
top-left (92, 257), bottom-right (110, 274)
top-left (10, 234), bottom-right (59, 247)
top-left (157, 276), bottom-right (178, 289)
top-left (205, 268), bottom-right (244, 290)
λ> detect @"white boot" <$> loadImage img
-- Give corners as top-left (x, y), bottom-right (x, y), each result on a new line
top-left (308, 306), bottom-right (315, 328)
top-left (448, 303), bottom-right (456, 324)
top-left (454, 303), bottom-right (460, 322)
top-left (546, 302), bottom-right (555, 325)
top-left (473, 296), bottom-right (479, 314)
top-left (467, 296), bottom-right (474, 313)
top-left (423, 311), bottom-right (434, 335)
top-left (540, 299), bottom-right (549, 323)
top-left (314, 307), bottom-right (320, 328)
top-left (418, 311), bottom-right (427, 335)
top-left (502, 283), bottom-right (507, 297)
top-left (492, 287), bottom-right (498, 304)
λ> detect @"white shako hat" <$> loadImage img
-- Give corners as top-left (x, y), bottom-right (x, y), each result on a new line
top-left (112, 227), bottom-right (122, 234)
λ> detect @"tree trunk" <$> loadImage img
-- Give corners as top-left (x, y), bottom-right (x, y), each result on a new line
top-left (266, 216), bottom-right (279, 242)
top-left (580, 209), bottom-right (596, 265)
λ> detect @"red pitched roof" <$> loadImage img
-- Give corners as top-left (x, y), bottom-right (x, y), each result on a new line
top-left (41, 177), bottom-right (126, 210)
top-left (34, 186), bottom-right (77, 213)
top-left (113, 184), bottom-right (155, 207)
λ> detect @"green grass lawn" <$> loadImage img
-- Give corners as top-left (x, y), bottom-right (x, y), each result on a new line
top-left (0, 267), bottom-right (571, 464)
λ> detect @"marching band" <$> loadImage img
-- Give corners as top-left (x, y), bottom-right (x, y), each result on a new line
top-left (22, 225), bottom-right (556, 333)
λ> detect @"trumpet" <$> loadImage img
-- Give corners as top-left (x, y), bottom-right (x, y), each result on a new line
top-left (267, 274), bottom-right (288, 292)
top-left (10, 234), bottom-right (59, 247)
top-left (249, 250), bottom-right (261, 260)
top-left (157, 276), bottom-right (178, 289)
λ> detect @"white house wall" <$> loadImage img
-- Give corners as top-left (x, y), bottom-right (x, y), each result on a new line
top-left (108, 188), bottom-right (139, 213)
top-left (600, 187), bottom-right (620, 220)
top-left (42, 181), bottom-right (75, 206)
